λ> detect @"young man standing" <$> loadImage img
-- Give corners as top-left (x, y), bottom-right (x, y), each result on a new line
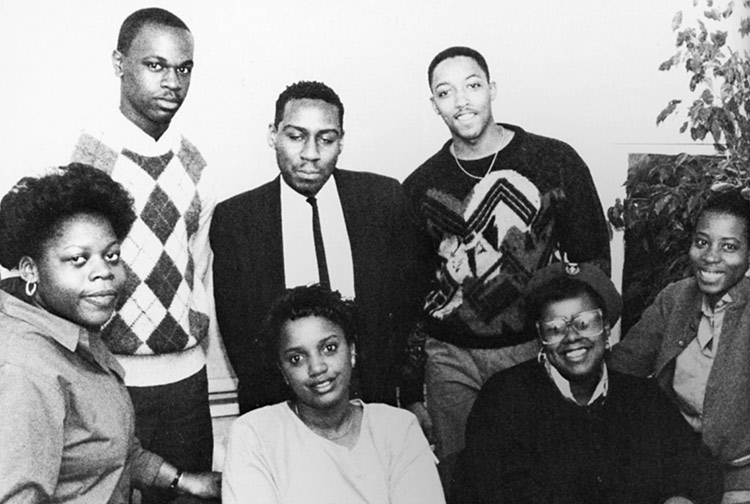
top-left (210, 81), bottom-right (426, 417)
top-left (69, 8), bottom-right (216, 504)
top-left (402, 46), bottom-right (611, 492)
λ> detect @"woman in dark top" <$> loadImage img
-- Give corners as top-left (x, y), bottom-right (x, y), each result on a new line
top-left (453, 262), bottom-right (720, 504)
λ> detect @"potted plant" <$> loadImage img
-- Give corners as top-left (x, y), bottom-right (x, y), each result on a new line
top-left (609, 0), bottom-right (749, 332)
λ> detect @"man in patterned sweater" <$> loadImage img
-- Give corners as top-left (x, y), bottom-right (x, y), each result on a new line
top-left (402, 46), bottom-right (611, 494)
top-left (69, 8), bottom-right (216, 504)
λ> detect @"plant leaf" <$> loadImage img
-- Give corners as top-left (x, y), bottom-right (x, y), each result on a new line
top-left (680, 121), bottom-right (689, 133)
top-left (740, 17), bottom-right (750, 36)
top-left (691, 124), bottom-right (708, 140)
top-left (657, 100), bottom-right (681, 125)
top-left (705, 8), bottom-right (721, 21)
top-left (701, 88), bottom-right (715, 104)
top-left (723, 1), bottom-right (734, 18)
top-left (711, 30), bottom-right (728, 47)
top-left (672, 10), bottom-right (683, 30)
top-left (698, 19), bottom-right (708, 41)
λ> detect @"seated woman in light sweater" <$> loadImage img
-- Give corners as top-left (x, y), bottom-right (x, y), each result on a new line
top-left (611, 190), bottom-right (750, 503)
top-left (222, 284), bottom-right (444, 504)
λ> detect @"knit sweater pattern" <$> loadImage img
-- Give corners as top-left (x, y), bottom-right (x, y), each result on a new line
top-left (403, 124), bottom-right (610, 348)
top-left (70, 126), bottom-right (212, 359)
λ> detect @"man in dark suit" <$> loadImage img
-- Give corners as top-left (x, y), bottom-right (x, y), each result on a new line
top-left (210, 81), bottom-right (427, 417)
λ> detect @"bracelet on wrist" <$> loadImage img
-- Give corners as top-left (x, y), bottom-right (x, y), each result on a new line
top-left (169, 469), bottom-right (183, 491)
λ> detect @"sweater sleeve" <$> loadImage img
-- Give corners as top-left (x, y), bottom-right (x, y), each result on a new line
top-left (389, 414), bottom-right (445, 504)
top-left (557, 145), bottom-right (611, 276)
top-left (609, 284), bottom-right (675, 377)
top-left (453, 374), bottom-right (551, 504)
top-left (222, 417), bottom-right (280, 504)
top-left (192, 159), bottom-right (219, 287)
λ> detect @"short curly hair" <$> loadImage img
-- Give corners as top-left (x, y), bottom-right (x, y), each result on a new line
top-left (262, 284), bottom-right (358, 362)
top-left (697, 189), bottom-right (750, 240)
top-left (0, 163), bottom-right (136, 269)
top-left (273, 81), bottom-right (344, 129)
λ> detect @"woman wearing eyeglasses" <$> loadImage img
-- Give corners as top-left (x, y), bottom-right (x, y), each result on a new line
top-left (452, 262), bottom-right (721, 504)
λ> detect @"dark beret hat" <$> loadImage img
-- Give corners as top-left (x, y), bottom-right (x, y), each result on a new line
top-left (526, 262), bottom-right (622, 327)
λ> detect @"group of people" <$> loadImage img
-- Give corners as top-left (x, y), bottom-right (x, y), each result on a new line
top-left (0, 6), bottom-right (748, 504)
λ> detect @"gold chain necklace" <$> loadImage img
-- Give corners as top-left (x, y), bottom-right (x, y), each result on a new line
top-left (451, 147), bottom-right (499, 180)
top-left (451, 127), bottom-right (507, 180)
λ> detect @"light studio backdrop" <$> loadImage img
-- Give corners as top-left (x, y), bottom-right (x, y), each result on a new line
top-left (0, 0), bottom-right (728, 462)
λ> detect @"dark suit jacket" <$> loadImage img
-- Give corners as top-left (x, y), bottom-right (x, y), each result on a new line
top-left (210, 169), bottom-right (428, 413)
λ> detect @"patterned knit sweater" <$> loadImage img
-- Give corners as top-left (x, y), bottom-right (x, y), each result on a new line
top-left (403, 124), bottom-right (610, 349)
top-left (70, 113), bottom-right (216, 386)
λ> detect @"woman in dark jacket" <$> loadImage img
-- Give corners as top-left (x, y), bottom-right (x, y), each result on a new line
top-left (453, 262), bottom-right (720, 504)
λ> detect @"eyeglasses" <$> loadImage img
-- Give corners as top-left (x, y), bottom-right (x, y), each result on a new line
top-left (536, 309), bottom-right (604, 345)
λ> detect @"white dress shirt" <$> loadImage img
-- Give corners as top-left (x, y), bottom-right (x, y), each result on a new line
top-left (280, 176), bottom-right (355, 298)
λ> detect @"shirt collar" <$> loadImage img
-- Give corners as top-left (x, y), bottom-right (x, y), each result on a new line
top-left (104, 107), bottom-right (181, 156)
top-left (0, 288), bottom-right (125, 380)
top-left (545, 359), bottom-right (609, 406)
top-left (700, 291), bottom-right (733, 317)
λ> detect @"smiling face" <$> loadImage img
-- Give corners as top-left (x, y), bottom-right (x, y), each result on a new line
top-left (278, 315), bottom-right (354, 412)
top-left (541, 293), bottom-right (608, 385)
top-left (269, 98), bottom-right (343, 197)
top-left (430, 55), bottom-right (496, 144)
top-left (689, 210), bottom-right (750, 307)
top-left (21, 213), bottom-right (125, 331)
top-left (113, 22), bottom-right (194, 140)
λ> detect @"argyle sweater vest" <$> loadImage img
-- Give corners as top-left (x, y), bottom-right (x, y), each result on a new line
top-left (71, 132), bottom-right (210, 358)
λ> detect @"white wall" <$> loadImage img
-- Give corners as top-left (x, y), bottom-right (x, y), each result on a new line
top-left (0, 0), bottom-right (721, 259)
top-left (0, 1), bottom-right (718, 184)
top-left (0, 0), bottom-right (727, 365)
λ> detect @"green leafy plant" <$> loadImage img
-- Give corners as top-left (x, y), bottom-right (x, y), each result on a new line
top-left (610, 0), bottom-right (749, 331)
top-left (657, 0), bottom-right (749, 165)
top-left (613, 153), bottom-right (722, 331)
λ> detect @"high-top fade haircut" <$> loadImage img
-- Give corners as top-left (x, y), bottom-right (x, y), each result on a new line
top-left (427, 46), bottom-right (491, 88)
top-left (273, 80), bottom-right (345, 130)
top-left (117, 7), bottom-right (190, 54)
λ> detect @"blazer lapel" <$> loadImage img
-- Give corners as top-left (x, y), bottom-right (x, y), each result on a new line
top-left (258, 176), bottom-right (285, 290)
top-left (334, 170), bottom-right (365, 286)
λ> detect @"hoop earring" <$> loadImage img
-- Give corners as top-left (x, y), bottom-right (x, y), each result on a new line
top-left (25, 281), bottom-right (37, 297)
top-left (537, 347), bottom-right (547, 365)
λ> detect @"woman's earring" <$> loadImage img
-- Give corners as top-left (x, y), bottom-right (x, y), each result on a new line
top-left (351, 350), bottom-right (357, 368)
top-left (537, 347), bottom-right (547, 365)
top-left (25, 281), bottom-right (37, 297)
top-left (605, 337), bottom-right (611, 351)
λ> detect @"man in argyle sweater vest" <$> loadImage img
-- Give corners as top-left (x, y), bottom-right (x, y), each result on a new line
top-left (68, 9), bottom-right (218, 504)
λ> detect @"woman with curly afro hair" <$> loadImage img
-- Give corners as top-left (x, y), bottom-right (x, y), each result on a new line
top-left (0, 163), bottom-right (220, 503)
